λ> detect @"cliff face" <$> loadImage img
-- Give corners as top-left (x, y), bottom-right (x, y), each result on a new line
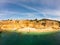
top-left (0, 19), bottom-right (60, 31)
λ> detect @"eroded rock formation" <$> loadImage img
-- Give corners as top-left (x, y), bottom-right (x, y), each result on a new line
top-left (0, 19), bottom-right (60, 32)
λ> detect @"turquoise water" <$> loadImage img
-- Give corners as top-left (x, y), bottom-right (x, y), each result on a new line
top-left (0, 31), bottom-right (60, 45)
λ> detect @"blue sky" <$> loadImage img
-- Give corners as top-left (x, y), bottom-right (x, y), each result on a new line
top-left (0, 0), bottom-right (60, 20)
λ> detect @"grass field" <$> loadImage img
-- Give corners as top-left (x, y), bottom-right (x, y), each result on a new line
top-left (0, 30), bottom-right (60, 45)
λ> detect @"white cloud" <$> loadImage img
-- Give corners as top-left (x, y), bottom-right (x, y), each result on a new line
top-left (0, 10), bottom-right (60, 21)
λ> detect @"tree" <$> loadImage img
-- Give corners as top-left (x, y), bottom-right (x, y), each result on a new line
top-left (34, 19), bottom-right (37, 21)
top-left (8, 19), bottom-right (10, 20)
top-left (34, 19), bottom-right (39, 23)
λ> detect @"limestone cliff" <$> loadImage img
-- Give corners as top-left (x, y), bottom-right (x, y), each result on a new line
top-left (0, 19), bottom-right (60, 31)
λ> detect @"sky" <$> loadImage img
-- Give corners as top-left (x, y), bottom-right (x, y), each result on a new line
top-left (0, 0), bottom-right (60, 20)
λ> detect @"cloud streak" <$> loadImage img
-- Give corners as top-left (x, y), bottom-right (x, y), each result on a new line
top-left (0, 10), bottom-right (60, 20)
top-left (0, 0), bottom-right (60, 20)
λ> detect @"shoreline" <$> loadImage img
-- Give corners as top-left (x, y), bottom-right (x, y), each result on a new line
top-left (1, 27), bottom-right (60, 33)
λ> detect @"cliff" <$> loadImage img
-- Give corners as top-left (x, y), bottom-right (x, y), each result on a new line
top-left (0, 19), bottom-right (60, 32)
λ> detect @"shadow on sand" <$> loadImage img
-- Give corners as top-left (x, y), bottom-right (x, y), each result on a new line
top-left (0, 31), bottom-right (60, 45)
